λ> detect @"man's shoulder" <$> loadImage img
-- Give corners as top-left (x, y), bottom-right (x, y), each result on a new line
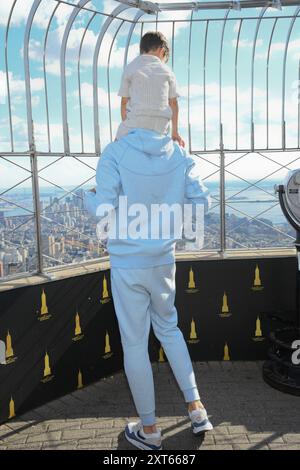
top-left (101, 140), bottom-right (128, 162)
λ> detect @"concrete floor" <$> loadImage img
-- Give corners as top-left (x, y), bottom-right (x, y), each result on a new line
top-left (1, 361), bottom-right (300, 450)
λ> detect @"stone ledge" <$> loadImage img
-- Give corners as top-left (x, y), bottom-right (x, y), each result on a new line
top-left (0, 248), bottom-right (296, 293)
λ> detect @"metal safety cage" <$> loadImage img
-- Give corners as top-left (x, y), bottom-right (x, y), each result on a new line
top-left (0, 0), bottom-right (300, 281)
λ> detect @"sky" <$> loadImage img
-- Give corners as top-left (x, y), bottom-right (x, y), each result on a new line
top-left (0, 0), bottom-right (300, 189)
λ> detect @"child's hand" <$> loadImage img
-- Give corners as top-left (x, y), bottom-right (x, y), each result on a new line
top-left (172, 132), bottom-right (185, 148)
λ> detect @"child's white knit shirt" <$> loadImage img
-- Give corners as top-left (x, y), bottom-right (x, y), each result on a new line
top-left (116, 54), bottom-right (179, 139)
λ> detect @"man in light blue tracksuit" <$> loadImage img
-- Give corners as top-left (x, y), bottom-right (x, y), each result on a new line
top-left (84, 128), bottom-right (213, 450)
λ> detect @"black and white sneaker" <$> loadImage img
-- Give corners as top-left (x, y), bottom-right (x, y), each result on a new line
top-left (189, 408), bottom-right (213, 436)
top-left (125, 421), bottom-right (162, 451)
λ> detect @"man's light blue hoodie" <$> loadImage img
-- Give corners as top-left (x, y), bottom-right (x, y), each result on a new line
top-left (84, 129), bottom-right (211, 269)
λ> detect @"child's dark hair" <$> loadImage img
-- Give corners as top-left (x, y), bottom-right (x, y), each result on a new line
top-left (140, 31), bottom-right (170, 62)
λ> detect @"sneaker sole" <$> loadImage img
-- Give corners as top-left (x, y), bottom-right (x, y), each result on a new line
top-left (192, 421), bottom-right (213, 436)
top-left (125, 429), bottom-right (163, 451)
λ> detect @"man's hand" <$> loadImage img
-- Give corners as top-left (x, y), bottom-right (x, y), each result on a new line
top-left (90, 187), bottom-right (96, 193)
top-left (172, 132), bottom-right (185, 148)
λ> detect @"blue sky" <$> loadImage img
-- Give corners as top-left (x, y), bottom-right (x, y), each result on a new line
top-left (0, 0), bottom-right (300, 189)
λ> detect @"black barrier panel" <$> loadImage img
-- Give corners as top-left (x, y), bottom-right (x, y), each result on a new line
top-left (0, 257), bottom-right (297, 425)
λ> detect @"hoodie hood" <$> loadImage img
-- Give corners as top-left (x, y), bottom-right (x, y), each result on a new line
top-left (117, 128), bottom-right (186, 177)
top-left (121, 128), bottom-right (175, 157)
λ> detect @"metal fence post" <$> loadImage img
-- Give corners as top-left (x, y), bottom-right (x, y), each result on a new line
top-left (219, 122), bottom-right (226, 254)
top-left (29, 125), bottom-right (44, 275)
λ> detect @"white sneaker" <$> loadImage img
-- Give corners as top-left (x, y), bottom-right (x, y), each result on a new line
top-left (125, 421), bottom-right (162, 451)
top-left (189, 408), bottom-right (213, 436)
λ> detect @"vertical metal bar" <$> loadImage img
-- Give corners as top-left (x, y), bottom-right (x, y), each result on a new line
top-left (43, 3), bottom-right (60, 153)
top-left (234, 19), bottom-right (242, 150)
top-left (30, 151), bottom-right (44, 274)
top-left (61, 0), bottom-right (92, 155)
top-left (124, 10), bottom-right (145, 69)
top-left (250, 7), bottom-right (268, 152)
top-left (108, 20), bottom-right (125, 142)
top-left (203, 21), bottom-right (209, 151)
top-left (24, 0), bottom-right (44, 273)
top-left (187, 9), bottom-right (194, 153)
top-left (78, 12), bottom-right (97, 153)
top-left (24, 0), bottom-right (42, 151)
top-left (219, 10), bottom-right (230, 153)
top-left (266, 18), bottom-right (278, 149)
top-left (140, 21), bottom-right (144, 44)
top-left (93, 4), bottom-right (130, 155)
top-left (282, 6), bottom-right (300, 151)
top-left (4, 0), bottom-right (17, 152)
top-left (155, 10), bottom-right (158, 32)
top-left (298, 58), bottom-right (300, 148)
top-left (171, 21), bottom-right (175, 70)
top-left (219, 123), bottom-right (226, 253)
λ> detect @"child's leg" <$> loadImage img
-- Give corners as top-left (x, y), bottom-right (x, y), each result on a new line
top-left (110, 267), bottom-right (156, 427)
top-left (115, 121), bottom-right (130, 141)
top-left (149, 263), bottom-right (201, 406)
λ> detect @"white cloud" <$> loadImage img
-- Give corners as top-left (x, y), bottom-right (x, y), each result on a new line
top-left (73, 82), bottom-right (119, 109)
top-left (256, 38), bottom-right (300, 61)
top-left (27, 25), bottom-right (141, 71)
top-left (0, 0), bottom-right (73, 28)
top-left (231, 38), bottom-right (263, 48)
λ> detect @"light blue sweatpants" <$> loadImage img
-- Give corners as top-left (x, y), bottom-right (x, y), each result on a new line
top-left (110, 262), bottom-right (200, 426)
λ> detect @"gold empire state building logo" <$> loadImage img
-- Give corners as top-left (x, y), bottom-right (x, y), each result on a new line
top-left (188, 318), bottom-right (200, 344)
top-left (219, 291), bottom-right (232, 317)
top-left (100, 275), bottom-right (111, 304)
top-left (72, 312), bottom-right (84, 342)
top-left (251, 264), bottom-right (264, 291)
top-left (252, 315), bottom-right (264, 342)
top-left (185, 267), bottom-right (198, 293)
top-left (5, 330), bottom-right (17, 364)
top-left (41, 351), bottom-right (54, 383)
top-left (37, 289), bottom-right (52, 321)
top-left (8, 396), bottom-right (16, 419)
top-left (158, 346), bottom-right (165, 362)
top-left (77, 369), bottom-right (84, 389)
top-left (102, 331), bottom-right (113, 359)
top-left (223, 342), bottom-right (230, 361)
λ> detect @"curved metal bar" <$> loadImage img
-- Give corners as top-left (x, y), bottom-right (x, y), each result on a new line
top-left (203, 20), bottom-right (209, 150)
top-left (298, 58), bottom-right (300, 148)
top-left (219, 8), bottom-right (230, 147)
top-left (93, 3), bottom-right (131, 154)
top-left (78, 12), bottom-right (97, 153)
top-left (187, 8), bottom-right (194, 153)
top-left (107, 20), bottom-right (126, 142)
top-left (43, 2), bottom-right (60, 153)
top-left (61, 0), bottom-right (92, 154)
top-left (124, 9), bottom-right (145, 68)
top-left (53, 0), bottom-right (133, 21)
top-left (24, 0), bottom-right (43, 151)
top-left (4, 0), bottom-right (17, 152)
top-left (171, 21), bottom-right (175, 70)
top-left (140, 20), bottom-right (144, 44)
top-left (203, 20), bottom-right (209, 151)
top-left (219, 9), bottom-right (230, 253)
top-left (234, 19), bottom-right (242, 150)
top-left (266, 17), bottom-right (278, 149)
top-left (250, 6), bottom-right (268, 152)
top-left (281, 5), bottom-right (300, 150)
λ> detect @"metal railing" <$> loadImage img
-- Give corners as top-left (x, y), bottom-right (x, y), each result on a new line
top-left (0, 0), bottom-right (299, 280)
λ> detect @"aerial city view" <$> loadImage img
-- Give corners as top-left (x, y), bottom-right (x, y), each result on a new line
top-left (0, 178), bottom-right (295, 277)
